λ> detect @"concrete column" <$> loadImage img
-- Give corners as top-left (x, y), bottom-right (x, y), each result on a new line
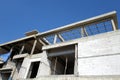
top-left (74, 44), bottom-right (78, 75)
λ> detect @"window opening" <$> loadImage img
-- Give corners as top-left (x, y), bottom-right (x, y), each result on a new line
top-left (50, 54), bottom-right (75, 75)
top-left (48, 45), bottom-right (75, 75)
top-left (27, 61), bottom-right (40, 78)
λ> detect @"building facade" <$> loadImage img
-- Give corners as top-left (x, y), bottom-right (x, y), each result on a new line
top-left (0, 11), bottom-right (120, 80)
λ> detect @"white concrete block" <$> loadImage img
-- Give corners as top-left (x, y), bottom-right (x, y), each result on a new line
top-left (78, 34), bottom-right (120, 58)
top-left (78, 55), bottom-right (120, 75)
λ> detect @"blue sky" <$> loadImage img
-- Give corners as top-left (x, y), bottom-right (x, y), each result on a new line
top-left (0, 0), bottom-right (120, 44)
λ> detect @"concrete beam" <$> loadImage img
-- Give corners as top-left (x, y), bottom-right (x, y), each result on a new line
top-left (13, 53), bottom-right (28, 60)
top-left (48, 49), bottom-right (75, 57)
top-left (0, 67), bottom-right (12, 72)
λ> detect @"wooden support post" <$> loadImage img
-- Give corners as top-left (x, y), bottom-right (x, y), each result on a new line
top-left (38, 38), bottom-right (46, 46)
top-left (81, 27), bottom-right (88, 37)
top-left (81, 27), bottom-right (84, 37)
top-left (57, 34), bottom-right (65, 42)
top-left (43, 38), bottom-right (51, 45)
top-left (54, 34), bottom-right (57, 44)
top-left (8, 47), bottom-right (14, 61)
top-left (111, 19), bottom-right (117, 31)
top-left (64, 57), bottom-right (68, 74)
top-left (10, 47), bottom-right (13, 53)
top-left (83, 27), bottom-right (88, 36)
top-left (19, 44), bottom-right (25, 54)
top-left (30, 40), bottom-right (37, 55)
top-left (54, 57), bottom-right (57, 74)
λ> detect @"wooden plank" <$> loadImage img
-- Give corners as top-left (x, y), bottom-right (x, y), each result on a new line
top-left (54, 35), bottom-right (57, 44)
top-left (19, 44), bottom-right (25, 54)
top-left (30, 40), bottom-right (37, 54)
top-left (83, 27), bottom-right (88, 36)
top-left (43, 38), bottom-right (51, 45)
top-left (81, 27), bottom-right (84, 37)
top-left (38, 39), bottom-right (46, 46)
top-left (111, 19), bottom-right (117, 31)
top-left (57, 34), bottom-right (65, 42)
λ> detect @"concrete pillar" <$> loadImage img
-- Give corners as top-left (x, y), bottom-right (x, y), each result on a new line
top-left (36, 51), bottom-right (51, 77)
top-left (74, 44), bottom-right (78, 75)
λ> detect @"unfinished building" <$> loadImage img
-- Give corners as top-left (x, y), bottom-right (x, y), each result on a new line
top-left (0, 11), bottom-right (120, 80)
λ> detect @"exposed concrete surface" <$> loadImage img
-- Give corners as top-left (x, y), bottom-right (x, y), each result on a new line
top-left (78, 30), bottom-right (120, 75)
top-left (36, 51), bottom-right (51, 76)
top-left (18, 51), bottom-right (51, 79)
